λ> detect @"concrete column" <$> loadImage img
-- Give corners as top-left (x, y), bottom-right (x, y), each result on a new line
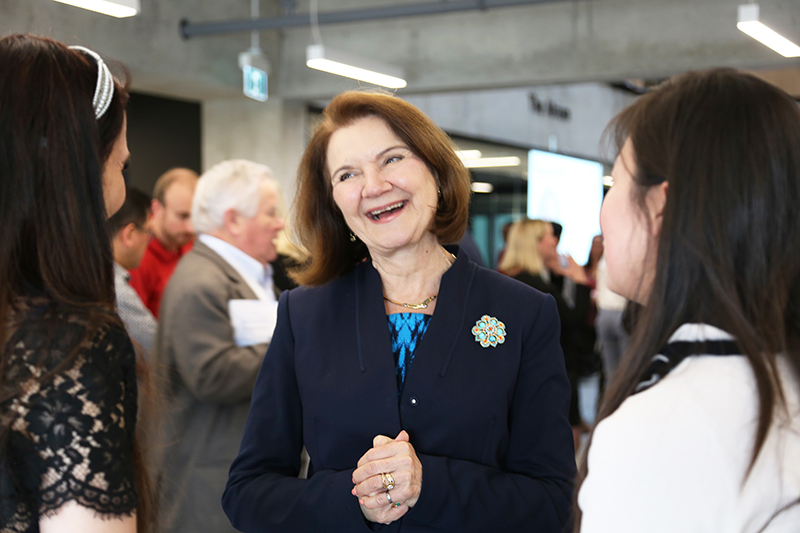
top-left (202, 97), bottom-right (307, 206)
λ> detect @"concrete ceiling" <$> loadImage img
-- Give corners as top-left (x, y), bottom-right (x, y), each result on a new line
top-left (3, 0), bottom-right (800, 100)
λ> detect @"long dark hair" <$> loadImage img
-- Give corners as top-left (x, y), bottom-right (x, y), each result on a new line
top-left (0, 33), bottom-right (127, 318)
top-left (575, 69), bottom-right (800, 528)
top-left (0, 34), bottom-right (155, 531)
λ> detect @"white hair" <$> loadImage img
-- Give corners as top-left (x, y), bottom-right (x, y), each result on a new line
top-left (192, 159), bottom-right (278, 234)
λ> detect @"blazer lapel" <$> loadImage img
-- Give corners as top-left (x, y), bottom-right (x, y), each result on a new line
top-left (354, 260), bottom-right (403, 427)
top-left (355, 259), bottom-right (397, 376)
top-left (406, 246), bottom-right (476, 384)
top-left (352, 247), bottom-right (476, 417)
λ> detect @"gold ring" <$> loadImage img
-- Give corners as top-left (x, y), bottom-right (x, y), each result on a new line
top-left (381, 473), bottom-right (395, 491)
top-left (393, 501), bottom-right (401, 508)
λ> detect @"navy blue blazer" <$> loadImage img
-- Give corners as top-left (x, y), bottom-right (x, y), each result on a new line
top-left (223, 247), bottom-right (576, 532)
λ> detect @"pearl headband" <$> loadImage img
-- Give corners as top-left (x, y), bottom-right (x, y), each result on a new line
top-left (69, 45), bottom-right (114, 120)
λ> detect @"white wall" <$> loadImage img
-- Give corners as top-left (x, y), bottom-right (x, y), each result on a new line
top-left (404, 82), bottom-right (637, 161)
top-left (202, 97), bottom-right (307, 206)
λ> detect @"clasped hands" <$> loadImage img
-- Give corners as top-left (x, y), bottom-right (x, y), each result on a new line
top-left (351, 430), bottom-right (423, 525)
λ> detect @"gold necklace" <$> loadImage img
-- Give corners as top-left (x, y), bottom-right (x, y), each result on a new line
top-left (382, 247), bottom-right (453, 310)
top-left (383, 294), bottom-right (437, 310)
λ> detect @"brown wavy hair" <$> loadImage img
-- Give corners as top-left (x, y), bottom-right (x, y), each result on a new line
top-left (0, 34), bottom-right (155, 532)
top-left (291, 90), bottom-right (471, 286)
top-left (574, 68), bottom-right (800, 530)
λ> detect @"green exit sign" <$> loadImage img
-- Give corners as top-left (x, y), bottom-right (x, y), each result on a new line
top-left (243, 65), bottom-right (268, 102)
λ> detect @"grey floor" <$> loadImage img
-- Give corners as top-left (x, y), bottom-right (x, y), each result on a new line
top-left (576, 372), bottom-right (601, 456)
top-left (578, 372), bottom-right (601, 426)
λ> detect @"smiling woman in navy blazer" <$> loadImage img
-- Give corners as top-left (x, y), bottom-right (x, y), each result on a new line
top-left (222, 91), bottom-right (576, 532)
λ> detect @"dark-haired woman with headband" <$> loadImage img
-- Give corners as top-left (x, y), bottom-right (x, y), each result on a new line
top-left (0, 34), bottom-right (151, 532)
top-left (576, 69), bottom-right (800, 532)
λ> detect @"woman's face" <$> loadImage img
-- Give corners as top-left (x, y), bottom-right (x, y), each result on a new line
top-left (600, 139), bottom-right (664, 303)
top-left (327, 116), bottom-right (439, 255)
top-left (102, 116), bottom-right (129, 217)
top-left (537, 223), bottom-right (559, 263)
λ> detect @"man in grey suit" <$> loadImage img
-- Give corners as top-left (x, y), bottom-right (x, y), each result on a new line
top-left (155, 160), bottom-right (285, 533)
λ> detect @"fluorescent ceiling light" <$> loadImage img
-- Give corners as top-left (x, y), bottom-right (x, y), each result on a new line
top-left (737, 4), bottom-right (800, 58)
top-left (306, 44), bottom-right (407, 89)
top-left (462, 156), bottom-right (521, 168)
top-left (456, 149), bottom-right (483, 160)
top-left (471, 182), bottom-right (494, 194)
top-left (53, 0), bottom-right (139, 17)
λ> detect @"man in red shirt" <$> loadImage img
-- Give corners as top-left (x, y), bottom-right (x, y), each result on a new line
top-left (130, 167), bottom-right (199, 318)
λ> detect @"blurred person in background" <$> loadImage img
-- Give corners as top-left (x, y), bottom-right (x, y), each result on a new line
top-left (551, 221), bottom-right (563, 244)
top-left (576, 69), bottom-right (800, 532)
top-left (594, 253), bottom-right (628, 385)
top-left (108, 188), bottom-right (158, 355)
top-left (495, 220), bottom-right (515, 272)
top-left (155, 159), bottom-right (284, 533)
top-left (269, 229), bottom-right (309, 292)
top-left (0, 34), bottom-right (152, 533)
top-left (457, 227), bottom-right (485, 266)
top-left (129, 167), bottom-right (198, 318)
top-left (499, 218), bottom-right (594, 448)
top-left (223, 91), bottom-right (575, 532)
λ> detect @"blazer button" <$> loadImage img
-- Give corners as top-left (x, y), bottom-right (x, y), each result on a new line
top-left (408, 396), bottom-right (419, 407)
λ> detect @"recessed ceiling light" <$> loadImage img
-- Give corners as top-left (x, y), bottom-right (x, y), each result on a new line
top-left (471, 182), bottom-right (494, 193)
top-left (52, 0), bottom-right (139, 17)
top-left (462, 156), bottom-right (521, 168)
top-left (306, 45), bottom-right (407, 89)
top-left (738, 4), bottom-right (800, 58)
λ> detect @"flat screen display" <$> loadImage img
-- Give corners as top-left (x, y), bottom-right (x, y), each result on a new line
top-left (527, 149), bottom-right (604, 264)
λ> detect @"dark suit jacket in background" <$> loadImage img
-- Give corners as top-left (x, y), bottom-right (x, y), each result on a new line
top-left (513, 270), bottom-right (593, 426)
top-left (223, 247), bottom-right (576, 532)
top-left (155, 240), bottom-right (278, 533)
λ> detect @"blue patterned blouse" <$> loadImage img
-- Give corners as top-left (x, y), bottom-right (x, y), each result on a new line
top-left (387, 313), bottom-right (432, 397)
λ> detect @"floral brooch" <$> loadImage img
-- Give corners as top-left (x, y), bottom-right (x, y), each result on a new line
top-left (472, 315), bottom-right (506, 348)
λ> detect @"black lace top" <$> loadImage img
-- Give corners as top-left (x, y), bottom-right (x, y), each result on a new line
top-left (0, 300), bottom-right (139, 532)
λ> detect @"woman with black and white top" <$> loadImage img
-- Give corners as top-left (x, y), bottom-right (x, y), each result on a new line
top-left (575, 69), bottom-right (800, 532)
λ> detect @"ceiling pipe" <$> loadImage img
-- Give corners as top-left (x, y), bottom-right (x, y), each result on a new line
top-left (181, 0), bottom-right (575, 39)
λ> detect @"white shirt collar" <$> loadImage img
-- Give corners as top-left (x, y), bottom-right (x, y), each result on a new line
top-left (667, 323), bottom-right (734, 343)
top-left (113, 261), bottom-right (130, 283)
top-left (198, 234), bottom-right (275, 299)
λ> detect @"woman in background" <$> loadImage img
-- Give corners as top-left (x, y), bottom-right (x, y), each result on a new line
top-left (0, 34), bottom-right (150, 532)
top-left (499, 218), bottom-right (594, 447)
top-left (223, 91), bottom-right (575, 532)
top-left (577, 69), bottom-right (800, 531)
